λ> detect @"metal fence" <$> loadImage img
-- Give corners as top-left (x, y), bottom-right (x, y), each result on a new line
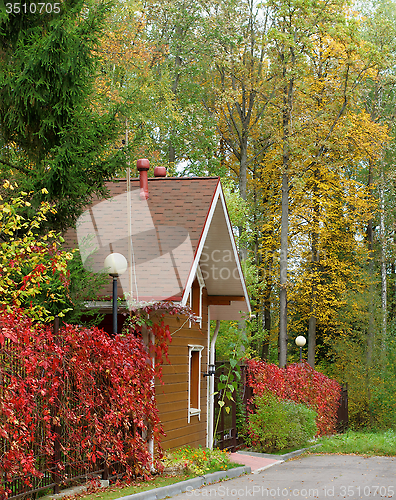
top-left (213, 363), bottom-right (251, 452)
top-left (337, 383), bottom-right (349, 433)
top-left (213, 363), bottom-right (348, 452)
top-left (0, 318), bottom-right (119, 500)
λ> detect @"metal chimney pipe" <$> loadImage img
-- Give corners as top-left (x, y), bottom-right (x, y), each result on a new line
top-left (154, 166), bottom-right (167, 177)
top-left (137, 158), bottom-right (150, 200)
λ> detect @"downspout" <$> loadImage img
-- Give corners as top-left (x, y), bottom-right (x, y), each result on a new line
top-left (206, 307), bottom-right (210, 446)
top-left (145, 166), bottom-right (165, 465)
top-left (148, 330), bottom-right (155, 471)
top-left (208, 319), bottom-right (220, 449)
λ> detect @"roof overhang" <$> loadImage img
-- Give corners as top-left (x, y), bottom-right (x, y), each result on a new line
top-left (73, 177), bottom-right (251, 320)
top-left (182, 182), bottom-right (251, 320)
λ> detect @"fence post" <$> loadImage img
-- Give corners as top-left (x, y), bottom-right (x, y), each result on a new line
top-left (231, 395), bottom-right (236, 452)
top-left (102, 463), bottom-right (109, 481)
top-left (52, 316), bottom-right (61, 495)
top-left (336, 382), bottom-right (348, 433)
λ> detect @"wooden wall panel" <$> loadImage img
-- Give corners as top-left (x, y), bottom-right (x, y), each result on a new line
top-left (154, 283), bottom-right (209, 451)
top-left (156, 390), bottom-right (187, 404)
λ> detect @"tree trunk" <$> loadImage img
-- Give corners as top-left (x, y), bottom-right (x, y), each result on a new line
top-left (238, 141), bottom-right (249, 261)
top-left (168, 142), bottom-right (176, 166)
top-left (239, 142), bottom-right (248, 201)
top-left (279, 170), bottom-right (288, 367)
top-left (308, 315), bottom-right (316, 366)
top-left (253, 161), bottom-right (272, 361)
top-left (366, 157), bottom-right (375, 428)
top-left (168, 51), bottom-right (182, 168)
top-left (261, 292), bottom-right (271, 360)
top-left (379, 168), bottom-right (387, 358)
top-left (261, 256), bottom-right (273, 360)
top-left (366, 158), bottom-right (375, 367)
top-left (279, 61), bottom-right (293, 367)
top-left (308, 169), bottom-right (320, 368)
top-left (390, 262), bottom-right (396, 321)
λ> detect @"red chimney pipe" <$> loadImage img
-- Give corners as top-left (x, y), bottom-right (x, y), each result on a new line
top-left (137, 158), bottom-right (150, 200)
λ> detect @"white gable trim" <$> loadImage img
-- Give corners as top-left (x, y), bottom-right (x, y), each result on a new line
top-left (182, 182), bottom-right (250, 312)
top-left (181, 182), bottom-right (221, 305)
top-left (196, 265), bottom-right (205, 288)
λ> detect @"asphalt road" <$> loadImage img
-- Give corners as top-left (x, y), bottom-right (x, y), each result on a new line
top-left (170, 454), bottom-right (396, 500)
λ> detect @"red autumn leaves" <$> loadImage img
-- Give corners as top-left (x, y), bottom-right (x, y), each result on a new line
top-left (0, 308), bottom-right (167, 496)
top-left (246, 358), bottom-right (341, 436)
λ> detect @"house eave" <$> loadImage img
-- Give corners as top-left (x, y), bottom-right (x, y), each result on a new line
top-left (181, 182), bottom-right (251, 319)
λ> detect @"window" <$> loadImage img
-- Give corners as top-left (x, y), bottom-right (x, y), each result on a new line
top-left (188, 345), bottom-right (204, 422)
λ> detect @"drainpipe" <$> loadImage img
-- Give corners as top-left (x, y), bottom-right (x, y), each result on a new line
top-left (148, 330), bottom-right (155, 471)
top-left (137, 159), bottom-right (150, 200)
top-left (208, 319), bottom-right (220, 449)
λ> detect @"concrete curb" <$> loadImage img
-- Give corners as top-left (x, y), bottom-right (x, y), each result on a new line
top-left (203, 466), bottom-right (251, 485)
top-left (116, 466), bottom-right (251, 500)
top-left (279, 443), bottom-right (323, 461)
top-left (251, 460), bottom-right (284, 474)
top-left (236, 443), bottom-right (322, 462)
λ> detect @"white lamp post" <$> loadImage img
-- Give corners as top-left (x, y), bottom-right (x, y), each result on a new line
top-left (104, 253), bottom-right (128, 334)
top-left (295, 335), bottom-right (306, 363)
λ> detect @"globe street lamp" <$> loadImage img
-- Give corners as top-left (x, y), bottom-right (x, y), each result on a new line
top-left (295, 335), bottom-right (306, 363)
top-left (104, 253), bottom-right (128, 334)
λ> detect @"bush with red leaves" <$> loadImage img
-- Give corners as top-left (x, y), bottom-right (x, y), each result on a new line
top-left (0, 308), bottom-right (169, 497)
top-left (246, 359), bottom-right (341, 436)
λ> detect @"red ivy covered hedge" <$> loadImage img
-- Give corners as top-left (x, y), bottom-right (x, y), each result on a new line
top-left (246, 359), bottom-right (341, 436)
top-left (0, 308), bottom-right (170, 497)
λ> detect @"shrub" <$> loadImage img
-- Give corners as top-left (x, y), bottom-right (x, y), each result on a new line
top-left (247, 359), bottom-right (341, 436)
top-left (0, 308), bottom-right (169, 497)
top-left (247, 392), bottom-right (317, 453)
top-left (0, 185), bottom-right (74, 322)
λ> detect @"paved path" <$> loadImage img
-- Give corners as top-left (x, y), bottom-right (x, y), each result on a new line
top-left (170, 454), bottom-right (396, 500)
top-left (229, 452), bottom-right (282, 472)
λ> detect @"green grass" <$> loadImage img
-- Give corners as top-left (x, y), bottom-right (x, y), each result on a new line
top-left (315, 430), bottom-right (396, 456)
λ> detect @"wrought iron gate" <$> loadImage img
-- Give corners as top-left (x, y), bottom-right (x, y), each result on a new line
top-left (213, 363), bottom-right (251, 452)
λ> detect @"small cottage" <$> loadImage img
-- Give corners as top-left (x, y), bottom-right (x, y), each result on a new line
top-left (64, 160), bottom-right (251, 451)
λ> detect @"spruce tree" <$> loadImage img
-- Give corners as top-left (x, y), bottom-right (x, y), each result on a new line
top-left (0, 0), bottom-right (127, 231)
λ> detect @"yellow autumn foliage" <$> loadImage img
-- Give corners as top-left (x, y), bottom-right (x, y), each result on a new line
top-left (0, 184), bottom-right (74, 322)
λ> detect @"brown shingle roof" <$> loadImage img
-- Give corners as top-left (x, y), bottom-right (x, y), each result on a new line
top-left (123, 177), bottom-right (219, 255)
top-left (66, 176), bottom-right (220, 301)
